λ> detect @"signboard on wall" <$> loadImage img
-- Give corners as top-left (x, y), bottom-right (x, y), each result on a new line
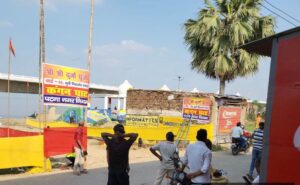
top-left (218, 106), bottom-right (241, 134)
top-left (126, 115), bottom-right (159, 127)
top-left (43, 63), bottom-right (89, 107)
top-left (182, 97), bottom-right (212, 123)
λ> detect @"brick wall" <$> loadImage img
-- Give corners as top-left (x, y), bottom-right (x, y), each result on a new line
top-left (126, 89), bottom-right (214, 116)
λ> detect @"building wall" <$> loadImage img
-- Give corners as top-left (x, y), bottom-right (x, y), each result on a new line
top-left (126, 89), bottom-right (218, 142)
top-left (126, 89), bottom-right (248, 143)
top-left (126, 89), bottom-right (214, 116)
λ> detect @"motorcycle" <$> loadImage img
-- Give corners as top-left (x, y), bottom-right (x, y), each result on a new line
top-left (167, 152), bottom-right (191, 185)
top-left (231, 136), bottom-right (251, 155)
top-left (167, 152), bottom-right (229, 184)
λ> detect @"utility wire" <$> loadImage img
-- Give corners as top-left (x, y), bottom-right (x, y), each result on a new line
top-left (260, 3), bottom-right (297, 27)
top-left (265, 0), bottom-right (300, 24)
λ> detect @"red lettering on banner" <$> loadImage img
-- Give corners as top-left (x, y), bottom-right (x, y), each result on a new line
top-left (44, 84), bottom-right (89, 98)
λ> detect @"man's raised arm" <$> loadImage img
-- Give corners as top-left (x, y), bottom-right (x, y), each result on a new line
top-left (101, 132), bottom-right (114, 143)
top-left (124, 133), bottom-right (138, 144)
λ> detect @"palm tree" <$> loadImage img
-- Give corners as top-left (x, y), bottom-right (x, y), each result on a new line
top-left (184, 0), bottom-right (275, 95)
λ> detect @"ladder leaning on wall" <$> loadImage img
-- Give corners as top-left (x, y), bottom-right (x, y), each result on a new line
top-left (175, 118), bottom-right (192, 147)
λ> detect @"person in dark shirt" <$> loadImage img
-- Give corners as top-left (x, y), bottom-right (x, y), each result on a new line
top-left (101, 124), bottom-right (138, 185)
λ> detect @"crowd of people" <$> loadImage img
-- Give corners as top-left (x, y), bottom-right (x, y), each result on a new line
top-left (72, 120), bottom-right (264, 185)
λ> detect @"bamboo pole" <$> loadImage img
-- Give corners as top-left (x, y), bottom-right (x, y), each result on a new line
top-left (38, 0), bottom-right (48, 172)
top-left (7, 42), bottom-right (11, 137)
top-left (85, 0), bottom-right (94, 124)
top-left (87, 0), bottom-right (94, 72)
top-left (38, 0), bottom-right (43, 133)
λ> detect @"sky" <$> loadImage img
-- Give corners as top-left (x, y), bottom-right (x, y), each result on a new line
top-left (0, 0), bottom-right (300, 117)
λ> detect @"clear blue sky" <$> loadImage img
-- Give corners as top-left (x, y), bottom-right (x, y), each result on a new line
top-left (0, 0), bottom-right (300, 117)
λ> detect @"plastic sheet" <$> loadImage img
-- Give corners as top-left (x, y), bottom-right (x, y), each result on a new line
top-left (44, 127), bottom-right (87, 157)
top-left (0, 128), bottom-right (39, 137)
top-left (0, 135), bottom-right (44, 169)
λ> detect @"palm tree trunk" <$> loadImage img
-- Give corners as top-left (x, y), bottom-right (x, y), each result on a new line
top-left (219, 79), bottom-right (225, 95)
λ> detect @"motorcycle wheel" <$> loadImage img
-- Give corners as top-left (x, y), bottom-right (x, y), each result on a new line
top-left (232, 148), bottom-right (239, 155)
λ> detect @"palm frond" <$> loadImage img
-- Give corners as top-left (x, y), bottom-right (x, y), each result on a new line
top-left (184, 0), bottom-right (275, 93)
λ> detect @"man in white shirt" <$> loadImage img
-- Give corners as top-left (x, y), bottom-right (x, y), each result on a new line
top-left (150, 132), bottom-right (178, 185)
top-left (181, 129), bottom-right (212, 184)
top-left (231, 122), bottom-right (246, 148)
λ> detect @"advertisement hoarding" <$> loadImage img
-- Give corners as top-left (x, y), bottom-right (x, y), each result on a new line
top-left (218, 106), bottom-right (241, 134)
top-left (42, 63), bottom-right (89, 107)
top-left (182, 97), bottom-right (212, 123)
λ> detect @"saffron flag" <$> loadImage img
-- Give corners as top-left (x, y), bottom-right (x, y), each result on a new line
top-left (9, 38), bottom-right (15, 57)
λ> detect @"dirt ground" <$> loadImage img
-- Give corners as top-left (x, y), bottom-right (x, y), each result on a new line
top-left (0, 140), bottom-right (252, 184)
top-left (83, 139), bottom-right (161, 170)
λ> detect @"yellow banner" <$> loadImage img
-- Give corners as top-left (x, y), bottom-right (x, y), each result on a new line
top-left (26, 118), bottom-right (76, 128)
top-left (126, 115), bottom-right (159, 127)
top-left (159, 116), bottom-right (184, 126)
top-left (0, 135), bottom-right (44, 169)
top-left (88, 124), bottom-right (214, 141)
top-left (43, 63), bottom-right (89, 84)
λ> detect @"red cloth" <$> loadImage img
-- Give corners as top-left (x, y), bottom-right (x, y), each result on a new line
top-left (0, 128), bottom-right (39, 137)
top-left (243, 130), bottom-right (251, 138)
top-left (44, 127), bottom-right (87, 158)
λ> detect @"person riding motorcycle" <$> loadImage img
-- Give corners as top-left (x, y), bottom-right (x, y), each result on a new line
top-left (231, 122), bottom-right (246, 149)
top-left (242, 125), bottom-right (251, 141)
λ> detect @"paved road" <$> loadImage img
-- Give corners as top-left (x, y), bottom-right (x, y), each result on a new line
top-left (0, 150), bottom-right (252, 185)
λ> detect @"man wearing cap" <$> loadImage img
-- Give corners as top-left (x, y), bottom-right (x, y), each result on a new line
top-left (101, 124), bottom-right (138, 185)
top-left (150, 132), bottom-right (178, 185)
top-left (73, 121), bottom-right (87, 175)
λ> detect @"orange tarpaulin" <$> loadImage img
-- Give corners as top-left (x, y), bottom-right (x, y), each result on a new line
top-left (44, 127), bottom-right (87, 157)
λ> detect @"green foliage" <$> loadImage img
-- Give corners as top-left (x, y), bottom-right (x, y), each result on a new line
top-left (247, 112), bottom-right (256, 121)
top-left (245, 121), bottom-right (256, 132)
top-left (247, 100), bottom-right (266, 121)
top-left (184, 0), bottom-right (275, 94)
top-left (252, 100), bottom-right (266, 114)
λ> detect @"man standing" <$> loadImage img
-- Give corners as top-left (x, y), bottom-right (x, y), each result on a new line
top-left (101, 124), bottom-right (138, 185)
top-left (73, 121), bottom-right (87, 175)
top-left (231, 122), bottom-right (246, 149)
top-left (248, 122), bottom-right (264, 178)
top-left (181, 129), bottom-right (212, 184)
top-left (150, 132), bottom-right (178, 185)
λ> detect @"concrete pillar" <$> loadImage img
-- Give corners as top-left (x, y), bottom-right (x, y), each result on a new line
top-left (108, 97), bottom-right (112, 109)
top-left (117, 98), bottom-right (121, 110)
top-left (104, 96), bottom-right (108, 109)
top-left (123, 97), bottom-right (127, 110)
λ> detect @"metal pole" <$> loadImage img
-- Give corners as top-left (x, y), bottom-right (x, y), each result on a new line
top-left (85, 0), bottom-right (94, 124)
top-left (7, 44), bottom-right (11, 137)
top-left (177, 76), bottom-right (183, 91)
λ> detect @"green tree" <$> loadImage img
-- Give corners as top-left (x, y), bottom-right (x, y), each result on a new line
top-left (184, 0), bottom-right (275, 95)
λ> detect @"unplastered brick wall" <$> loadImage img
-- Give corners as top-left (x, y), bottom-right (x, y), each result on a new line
top-left (126, 89), bottom-right (214, 116)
